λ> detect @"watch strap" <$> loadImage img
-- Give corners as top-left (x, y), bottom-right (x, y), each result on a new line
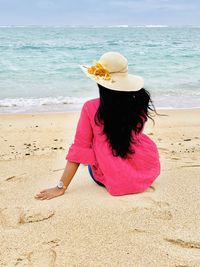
top-left (57, 180), bottom-right (67, 189)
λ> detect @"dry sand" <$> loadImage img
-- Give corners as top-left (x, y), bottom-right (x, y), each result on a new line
top-left (0, 108), bottom-right (200, 266)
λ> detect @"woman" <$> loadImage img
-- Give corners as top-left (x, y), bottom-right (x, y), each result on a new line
top-left (34, 51), bottom-right (161, 200)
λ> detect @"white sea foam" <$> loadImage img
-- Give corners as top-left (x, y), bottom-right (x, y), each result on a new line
top-left (101, 24), bottom-right (170, 28)
top-left (0, 96), bottom-right (88, 108)
top-left (107, 25), bottom-right (129, 28)
top-left (143, 25), bottom-right (169, 28)
top-left (0, 25), bottom-right (27, 28)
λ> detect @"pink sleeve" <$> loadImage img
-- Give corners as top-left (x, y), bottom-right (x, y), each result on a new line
top-left (65, 102), bottom-right (96, 165)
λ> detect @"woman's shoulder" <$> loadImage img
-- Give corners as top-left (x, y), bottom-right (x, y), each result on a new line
top-left (81, 98), bottom-right (100, 120)
top-left (83, 98), bottom-right (100, 111)
top-left (84, 97), bottom-right (100, 106)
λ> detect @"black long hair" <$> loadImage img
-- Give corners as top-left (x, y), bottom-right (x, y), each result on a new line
top-left (94, 83), bottom-right (162, 159)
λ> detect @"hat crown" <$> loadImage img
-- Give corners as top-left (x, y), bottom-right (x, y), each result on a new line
top-left (99, 52), bottom-right (128, 73)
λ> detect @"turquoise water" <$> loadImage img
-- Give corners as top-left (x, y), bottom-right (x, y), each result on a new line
top-left (0, 26), bottom-right (200, 113)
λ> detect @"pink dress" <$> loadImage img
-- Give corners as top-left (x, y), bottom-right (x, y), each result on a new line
top-left (66, 98), bottom-right (161, 196)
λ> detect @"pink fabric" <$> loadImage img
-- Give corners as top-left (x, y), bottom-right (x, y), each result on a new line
top-left (66, 98), bottom-right (161, 196)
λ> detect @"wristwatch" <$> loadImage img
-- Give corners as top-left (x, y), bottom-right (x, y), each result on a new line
top-left (56, 180), bottom-right (67, 190)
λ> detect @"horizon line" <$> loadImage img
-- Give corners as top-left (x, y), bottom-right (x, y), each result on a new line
top-left (0, 24), bottom-right (200, 27)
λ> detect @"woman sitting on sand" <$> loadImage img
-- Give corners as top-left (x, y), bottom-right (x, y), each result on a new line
top-left (35, 51), bottom-right (161, 200)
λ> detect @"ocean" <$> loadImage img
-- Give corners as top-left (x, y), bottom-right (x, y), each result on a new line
top-left (0, 26), bottom-right (200, 113)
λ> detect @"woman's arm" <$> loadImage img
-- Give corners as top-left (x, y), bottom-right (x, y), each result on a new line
top-left (35, 101), bottom-right (94, 201)
top-left (60, 160), bottom-right (80, 189)
top-left (34, 160), bottom-right (80, 200)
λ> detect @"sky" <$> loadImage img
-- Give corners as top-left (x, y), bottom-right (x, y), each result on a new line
top-left (0, 0), bottom-right (199, 26)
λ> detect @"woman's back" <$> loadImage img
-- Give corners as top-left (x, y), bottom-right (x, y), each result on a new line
top-left (66, 97), bottom-right (161, 196)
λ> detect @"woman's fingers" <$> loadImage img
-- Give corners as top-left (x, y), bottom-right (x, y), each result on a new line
top-left (42, 194), bottom-right (54, 200)
top-left (34, 195), bottom-right (43, 199)
top-left (35, 188), bottom-right (48, 197)
top-left (35, 192), bottom-right (44, 197)
top-left (41, 195), bottom-right (48, 200)
top-left (34, 187), bottom-right (64, 200)
top-left (36, 194), bottom-right (47, 200)
top-left (40, 189), bottom-right (47, 193)
top-left (34, 193), bottom-right (46, 199)
top-left (35, 192), bottom-right (52, 200)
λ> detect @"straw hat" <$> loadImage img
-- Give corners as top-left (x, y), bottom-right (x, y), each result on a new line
top-left (79, 51), bottom-right (144, 92)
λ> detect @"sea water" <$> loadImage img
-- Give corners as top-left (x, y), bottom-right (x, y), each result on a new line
top-left (0, 26), bottom-right (200, 113)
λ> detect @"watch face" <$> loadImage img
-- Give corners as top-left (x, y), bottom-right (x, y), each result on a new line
top-left (57, 181), bottom-right (63, 188)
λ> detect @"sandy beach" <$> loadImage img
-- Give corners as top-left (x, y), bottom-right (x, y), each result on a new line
top-left (0, 107), bottom-right (200, 266)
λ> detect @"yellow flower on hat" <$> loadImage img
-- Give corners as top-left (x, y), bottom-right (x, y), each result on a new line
top-left (87, 62), bottom-right (111, 80)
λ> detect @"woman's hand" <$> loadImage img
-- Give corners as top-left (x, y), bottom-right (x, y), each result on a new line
top-left (34, 186), bottom-right (66, 200)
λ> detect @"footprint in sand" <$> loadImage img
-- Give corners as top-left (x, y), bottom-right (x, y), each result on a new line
top-left (6, 255), bottom-right (30, 266)
top-left (0, 207), bottom-right (54, 229)
top-left (181, 164), bottom-right (200, 168)
top-left (123, 198), bottom-right (172, 221)
top-left (151, 209), bottom-right (172, 220)
top-left (153, 201), bottom-right (170, 208)
top-left (42, 238), bottom-right (61, 249)
top-left (150, 200), bottom-right (172, 220)
top-left (5, 173), bottom-right (27, 182)
top-left (20, 207), bottom-right (55, 224)
top-left (164, 238), bottom-right (200, 249)
top-left (0, 207), bottom-right (23, 228)
top-left (26, 248), bottom-right (57, 267)
top-left (128, 228), bottom-right (147, 234)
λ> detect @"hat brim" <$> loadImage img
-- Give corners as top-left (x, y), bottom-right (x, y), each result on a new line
top-left (79, 64), bottom-right (144, 92)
